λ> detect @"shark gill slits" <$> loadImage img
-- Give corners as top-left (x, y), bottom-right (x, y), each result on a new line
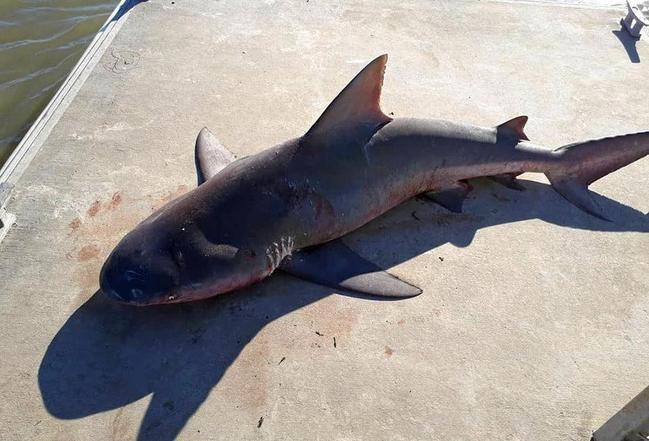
top-left (125, 270), bottom-right (144, 281)
top-left (211, 244), bottom-right (239, 260)
top-left (173, 249), bottom-right (186, 268)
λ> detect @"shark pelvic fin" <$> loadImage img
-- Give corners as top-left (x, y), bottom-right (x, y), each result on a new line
top-left (496, 116), bottom-right (529, 141)
top-left (279, 239), bottom-right (422, 298)
top-left (423, 181), bottom-right (472, 213)
top-left (303, 54), bottom-right (392, 146)
top-left (195, 127), bottom-right (236, 185)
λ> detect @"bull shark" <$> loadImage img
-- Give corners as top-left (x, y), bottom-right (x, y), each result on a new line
top-left (100, 54), bottom-right (649, 305)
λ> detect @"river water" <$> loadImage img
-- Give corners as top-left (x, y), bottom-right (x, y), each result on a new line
top-left (0, 0), bottom-right (117, 167)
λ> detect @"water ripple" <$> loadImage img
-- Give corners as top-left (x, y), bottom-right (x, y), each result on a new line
top-left (0, 0), bottom-right (116, 166)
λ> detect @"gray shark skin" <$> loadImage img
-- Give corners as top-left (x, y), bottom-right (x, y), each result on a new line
top-left (100, 54), bottom-right (649, 306)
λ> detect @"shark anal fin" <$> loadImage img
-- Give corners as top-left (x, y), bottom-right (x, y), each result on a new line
top-left (546, 174), bottom-right (610, 221)
top-left (279, 239), bottom-right (421, 298)
top-left (423, 181), bottom-right (472, 213)
top-left (496, 115), bottom-right (529, 141)
top-left (488, 173), bottom-right (526, 191)
top-left (195, 127), bottom-right (236, 185)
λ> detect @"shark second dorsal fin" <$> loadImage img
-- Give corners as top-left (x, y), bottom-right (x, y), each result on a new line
top-left (303, 54), bottom-right (393, 146)
top-left (496, 115), bottom-right (529, 141)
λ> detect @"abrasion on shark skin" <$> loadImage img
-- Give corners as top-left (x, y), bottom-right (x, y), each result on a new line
top-left (100, 54), bottom-right (649, 306)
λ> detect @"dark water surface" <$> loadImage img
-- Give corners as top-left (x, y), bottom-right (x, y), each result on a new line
top-left (0, 0), bottom-right (117, 167)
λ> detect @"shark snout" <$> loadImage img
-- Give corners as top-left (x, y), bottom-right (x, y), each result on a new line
top-left (100, 267), bottom-right (144, 303)
top-left (100, 262), bottom-right (142, 304)
top-left (99, 246), bottom-right (180, 306)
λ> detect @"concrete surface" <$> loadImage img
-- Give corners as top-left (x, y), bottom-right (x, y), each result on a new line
top-left (1, 1), bottom-right (649, 440)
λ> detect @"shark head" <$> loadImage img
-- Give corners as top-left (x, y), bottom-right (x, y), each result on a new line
top-left (99, 223), bottom-right (181, 305)
top-left (99, 201), bottom-right (273, 305)
top-left (100, 128), bottom-right (273, 306)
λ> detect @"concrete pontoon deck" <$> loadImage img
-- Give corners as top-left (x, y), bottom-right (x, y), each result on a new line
top-left (1, 1), bottom-right (648, 440)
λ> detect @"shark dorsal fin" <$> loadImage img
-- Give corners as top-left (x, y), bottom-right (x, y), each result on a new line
top-left (304, 54), bottom-right (392, 144)
top-left (496, 115), bottom-right (529, 141)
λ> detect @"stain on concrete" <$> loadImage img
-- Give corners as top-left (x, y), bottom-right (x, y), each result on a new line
top-left (87, 192), bottom-right (123, 218)
top-left (108, 191), bottom-right (122, 210)
top-left (78, 244), bottom-right (100, 261)
top-left (299, 296), bottom-right (359, 339)
top-left (69, 218), bottom-right (82, 232)
top-left (87, 200), bottom-right (102, 217)
top-left (151, 184), bottom-right (189, 211)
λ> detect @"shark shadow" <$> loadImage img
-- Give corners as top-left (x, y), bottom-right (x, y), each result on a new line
top-left (38, 178), bottom-right (648, 441)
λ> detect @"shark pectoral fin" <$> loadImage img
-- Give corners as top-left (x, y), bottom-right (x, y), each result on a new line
top-left (496, 115), bottom-right (529, 141)
top-left (488, 173), bottom-right (526, 191)
top-left (423, 181), bottom-right (472, 213)
top-left (546, 175), bottom-right (610, 221)
top-left (279, 239), bottom-right (422, 298)
top-left (195, 127), bottom-right (236, 185)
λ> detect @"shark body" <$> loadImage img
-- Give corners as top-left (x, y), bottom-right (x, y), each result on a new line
top-left (100, 55), bottom-right (649, 305)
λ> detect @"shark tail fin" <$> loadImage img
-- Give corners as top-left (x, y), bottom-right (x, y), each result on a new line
top-left (546, 131), bottom-right (649, 220)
